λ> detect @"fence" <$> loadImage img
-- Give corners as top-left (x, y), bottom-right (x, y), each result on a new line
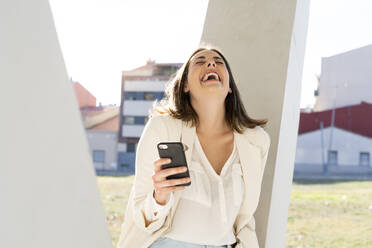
top-left (294, 163), bottom-right (372, 180)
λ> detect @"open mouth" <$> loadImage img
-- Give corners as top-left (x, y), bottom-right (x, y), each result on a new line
top-left (201, 71), bottom-right (221, 83)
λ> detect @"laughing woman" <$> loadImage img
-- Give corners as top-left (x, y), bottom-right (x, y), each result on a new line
top-left (117, 45), bottom-right (271, 248)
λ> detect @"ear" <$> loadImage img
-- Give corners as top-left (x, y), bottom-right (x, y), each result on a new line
top-left (184, 83), bottom-right (190, 93)
top-left (228, 88), bottom-right (232, 93)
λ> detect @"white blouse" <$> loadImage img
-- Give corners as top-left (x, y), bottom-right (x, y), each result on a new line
top-left (144, 134), bottom-right (245, 246)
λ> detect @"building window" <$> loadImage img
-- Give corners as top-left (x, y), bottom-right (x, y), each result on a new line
top-left (136, 92), bottom-right (144, 100)
top-left (144, 92), bottom-right (155, 100)
top-left (93, 150), bottom-right (105, 163)
top-left (123, 116), bottom-right (135, 125)
top-left (123, 116), bottom-right (147, 125)
top-left (125, 92), bottom-right (137, 100)
top-left (125, 91), bottom-right (145, 100)
top-left (327, 150), bottom-right (338, 165)
top-left (314, 89), bottom-right (319, 96)
top-left (120, 163), bottom-right (130, 168)
top-left (144, 116), bottom-right (149, 125)
top-left (155, 92), bottom-right (165, 100)
top-left (127, 143), bottom-right (136, 152)
top-left (359, 152), bottom-right (370, 167)
top-left (134, 116), bottom-right (145, 124)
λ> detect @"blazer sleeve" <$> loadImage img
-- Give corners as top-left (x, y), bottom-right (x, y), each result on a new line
top-left (143, 190), bottom-right (174, 222)
top-left (234, 128), bottom-right (271, 248)
top-left (129, 115), bottom-right (173, 234)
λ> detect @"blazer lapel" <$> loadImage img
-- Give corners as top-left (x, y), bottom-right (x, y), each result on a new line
top-left (234, 129), bottom-right (262, 179)
top-left (234, 129), bottom-right (263, 215)
top-left (169, 120), bottom-right (195, 222)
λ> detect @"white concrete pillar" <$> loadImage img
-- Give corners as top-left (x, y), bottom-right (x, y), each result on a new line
top-left (201, 0), bottom-right (310, 247)
top-left (0, 0), bottom-right (112, 247)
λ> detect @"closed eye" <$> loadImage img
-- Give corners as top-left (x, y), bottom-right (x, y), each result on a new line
top-left (195, 61), bottom-right (224, 65)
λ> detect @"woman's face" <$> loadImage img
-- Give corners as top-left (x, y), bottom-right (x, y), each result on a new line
top-left (184, 50), bottom-right (231, 101)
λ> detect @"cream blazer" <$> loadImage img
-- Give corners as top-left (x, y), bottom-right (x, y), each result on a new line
top-left (116, 114), bottom-right (271, 248)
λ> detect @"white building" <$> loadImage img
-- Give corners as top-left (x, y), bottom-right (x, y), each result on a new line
top-left (85, 106), bottom-right (120, 171)
top-left (314, 44), bottom-right (372, 111)
top-left (294, 101), bottom-right (372, 177)
top-left (296, 126), bottom-right (372, 166)
top-left (295, 44), bottom-right (372, 177)
top-left (73, 81), bottom-right (120, 171)
top-left (117, 60), bottom-right (182, 170)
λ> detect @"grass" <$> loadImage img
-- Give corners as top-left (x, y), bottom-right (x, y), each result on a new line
top-left (286, 179), bottom-right (372, 248)
top-left (96, 175), bottom-right (134, 247)
top-left (96, 176), bottom-right (372, 248)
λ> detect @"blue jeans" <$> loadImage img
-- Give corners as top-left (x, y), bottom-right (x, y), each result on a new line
top-left (148, 236), bottom-right (234, 248)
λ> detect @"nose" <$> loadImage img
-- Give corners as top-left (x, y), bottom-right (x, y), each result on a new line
top-left (207, 60), bottom-right (216, 67)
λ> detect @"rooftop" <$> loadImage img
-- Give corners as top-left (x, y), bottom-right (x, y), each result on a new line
top-left (298, 101), bottom-right (372, 138)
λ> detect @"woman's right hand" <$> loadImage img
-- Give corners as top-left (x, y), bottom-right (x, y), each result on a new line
top-left (152, 158), bottom-right (190, 205)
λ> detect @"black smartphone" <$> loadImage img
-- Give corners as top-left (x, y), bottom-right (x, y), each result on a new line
top-left (157, 142), bottom-right (191, 186)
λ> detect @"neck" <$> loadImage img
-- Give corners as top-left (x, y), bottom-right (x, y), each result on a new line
top-left (192, 99), bottom-right (231, 136)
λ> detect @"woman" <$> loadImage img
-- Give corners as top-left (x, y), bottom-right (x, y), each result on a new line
top-left (117, 45), bottom-right (271, 248)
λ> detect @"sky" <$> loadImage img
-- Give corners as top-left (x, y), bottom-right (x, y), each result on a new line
top-left (49, 0), bottom-right (372, 108)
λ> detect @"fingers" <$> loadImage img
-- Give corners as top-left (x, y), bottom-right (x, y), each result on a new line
top-left (152, 158), bottom-right (190, 196)
top-left (154, 177), bottom-right (191, 188)
top-left (158, 166), bottom-right (187, 179)
top-left (153, 158), bottom-right (187, 180)
top-left (155, 185), bottom-right (186, 194)
top-left (154, 158), bottom-right (171, 173)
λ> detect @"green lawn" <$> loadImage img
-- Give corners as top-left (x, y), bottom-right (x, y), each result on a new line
top-left (97, 176), bottom-right (372, 248)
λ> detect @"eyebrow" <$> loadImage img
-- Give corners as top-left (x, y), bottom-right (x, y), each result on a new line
top-left (194, 56), bottom-right (223, 60)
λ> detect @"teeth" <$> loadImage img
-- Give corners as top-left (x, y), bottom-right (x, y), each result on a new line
top-left (202, 72), bottom-right (219, 82)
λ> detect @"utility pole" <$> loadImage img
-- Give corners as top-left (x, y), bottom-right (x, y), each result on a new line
top-left (320, 121), bottom-right (326, 174)
top-left (328, 85), bottom-right (337, 154)
top-left (328, 82), bottom-right (348, 167)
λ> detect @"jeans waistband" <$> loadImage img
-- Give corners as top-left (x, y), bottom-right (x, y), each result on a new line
top-left (148, 236), bottom-right (233, 248)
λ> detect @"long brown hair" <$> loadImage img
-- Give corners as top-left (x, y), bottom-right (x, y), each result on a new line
top-left (150, 45), bottom-right (268, 134)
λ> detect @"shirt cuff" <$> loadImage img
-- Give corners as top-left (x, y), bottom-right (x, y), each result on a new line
top-left (144, 190), bottom-right (174, 222)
